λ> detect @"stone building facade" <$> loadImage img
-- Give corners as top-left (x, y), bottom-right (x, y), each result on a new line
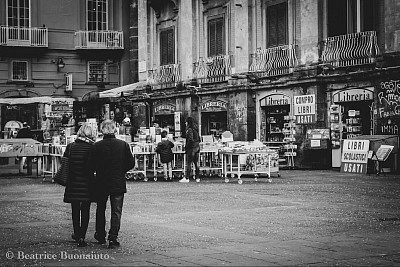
top-left (124, 0), bottom-right (400, 169)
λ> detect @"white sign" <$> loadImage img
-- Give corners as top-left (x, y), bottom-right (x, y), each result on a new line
top-left (310, 139), bottom-right (320, 147)
top-left (65, 73), bottom-right (72, 91)
top-left (139, 61), bottom-right (147, 73)
top-left (174, 112), bottom-right (181, 132)
top-left (294, 94), bottom-right (316, 124)
top-left (341, 139), bottom-right (370, 174)
top-left (333, 88), bottom-right (374, 103)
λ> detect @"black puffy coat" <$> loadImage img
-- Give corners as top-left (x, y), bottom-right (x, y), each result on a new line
top-left (155, 139), bottom-right (174, 163)
top-left (93, 134), bottom-right (135, 196)
top-left (63, 139), bottom-right (95, 203)
top-left (185, 127), bottom-right (200, 153)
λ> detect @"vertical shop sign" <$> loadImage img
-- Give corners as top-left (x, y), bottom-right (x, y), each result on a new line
top-left (294, 94), bottom-right (315, 124)
top-left (174, 112), bottom-right (181, 136)
top-left (340, 139), bottom-right (370, 174)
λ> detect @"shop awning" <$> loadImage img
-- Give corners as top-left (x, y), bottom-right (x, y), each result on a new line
top-left (0, 96), bottom-right (52, 105)
top-left (0, 96), bottom-right (74, 105)
top-left (99, 81), bottom-right (147, 98)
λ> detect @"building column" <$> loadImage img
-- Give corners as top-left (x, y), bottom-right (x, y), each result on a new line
top-left (299, 0), bottom-right (321, 65)
top-left (233, 0), bottom-right (249, 74)
top-left (138, 0), bottom-right (148, 82)
top-left (178, 0), bottom-right (193, 82)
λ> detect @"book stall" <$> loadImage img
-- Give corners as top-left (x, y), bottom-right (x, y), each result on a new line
top-left (125, 126), bottom-right (186, 181)
top-left (0, 138), bottom-right (43, 175)
top-left (198, 135), bottom-right (225, 178)
top-left (220, 141), bottom-right (280, 184)
top-left (126, 142), bottom-right (157, 181)
top-left (41, 143), bottom-right (67, 182)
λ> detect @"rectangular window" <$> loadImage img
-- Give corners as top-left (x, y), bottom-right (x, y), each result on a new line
top-left (88, 61), bottom-right (107, 82)
top-left (160, 29), bottom-right (175, 65)
top-left (7, 0), bottom-right (30, 40)
top-left (328, 0), bottom-right (376, 37)
top-left (208, 17), bottom-right (225, 57)
top-left (87, 0), bottom-right (108, 31)
top-left (12, 61), bottom-right (28, 81)
top-left (267, 3), bottom-right (287, 47)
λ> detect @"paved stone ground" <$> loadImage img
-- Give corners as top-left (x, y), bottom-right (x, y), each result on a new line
top-left (0, 168), bottom-right (400, 266)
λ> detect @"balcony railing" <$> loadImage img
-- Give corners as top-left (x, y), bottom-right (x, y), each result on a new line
top-left (321, 31), bottom-right (380, 68)
top-left (193, 54), bottom-right (232, 84)
top-left (74, 30), bottom-right (124, 49)
top-left (147, 63), bottom-right (181, 89)
top-left (0, 26), bottom-right (48, 47)
top-left (249, 44), bottom-right (298, 77)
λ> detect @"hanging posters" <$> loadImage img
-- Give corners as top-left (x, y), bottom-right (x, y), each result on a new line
top-left (340, 139), bottom-right (370, 174)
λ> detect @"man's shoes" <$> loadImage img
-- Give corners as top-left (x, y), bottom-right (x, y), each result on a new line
top-left (179, 178), bottom-right (189, 183)
top-left (108, 240), bottom-right (120, 249)
top-left (94, 232), bottom-right (106, 244)
top-left (77, 238), bottom-right (87, 247)
top-left (71, 233), bottom-right (80, 242)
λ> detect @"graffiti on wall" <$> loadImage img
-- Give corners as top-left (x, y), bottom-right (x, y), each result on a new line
top-left (377, 80), bottom-right (400, 135)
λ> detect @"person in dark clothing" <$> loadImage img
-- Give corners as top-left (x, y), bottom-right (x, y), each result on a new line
top-left (63, 123), bottom-right (97, 247)
top-left (93, 119), bottom-right (135, 248)
top-left (16, 122), bottom-right (33, 173)
top-left (155, 130), bottom-right (174, 181)
top-left (16, 122), bottom-right (32, 139)
top-left (180, 116), bottom-right (200, 183)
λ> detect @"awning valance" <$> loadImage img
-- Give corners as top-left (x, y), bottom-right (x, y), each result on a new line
top-left (0, 96), bottom-right (75, 105)
top-left (99, 81), bottom-right (146, 98)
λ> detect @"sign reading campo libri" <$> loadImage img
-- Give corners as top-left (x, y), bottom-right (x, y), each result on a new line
top-left (340, 139), bottom-right (370, 174)
top-left (294, 94), bottom-right (315, 124)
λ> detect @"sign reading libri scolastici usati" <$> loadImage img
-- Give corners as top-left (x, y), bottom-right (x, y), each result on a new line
top-left (340, 140), bottom-right (370, 174)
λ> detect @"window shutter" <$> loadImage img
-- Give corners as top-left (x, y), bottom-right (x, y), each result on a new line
top-left (267, 7), bottom-right (278, 47)
top-left (167, 30), bottom-right (174, 64)
top-left (267, 3), bottom-right (287, 47)
top-left (277, 4), bottom-right (287, 46)
top-left (208, 17), bottom-right (224, 57)
top-left (216, 18), bottom-right (224, 55)
top-left (208, 20), bottom-right (216, 56)
top-left (160, 29), bottom-right (174, 65)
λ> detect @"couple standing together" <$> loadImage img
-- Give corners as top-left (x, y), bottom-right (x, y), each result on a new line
top-left (63, 120), bottom-right (135, 248)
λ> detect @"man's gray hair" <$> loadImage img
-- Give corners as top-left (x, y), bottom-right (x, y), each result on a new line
top-left (101, 119), bottom-right (116, 135)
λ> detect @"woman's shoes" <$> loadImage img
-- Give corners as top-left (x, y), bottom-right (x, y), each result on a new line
top-left (77, 238), bottom-right (87, 247)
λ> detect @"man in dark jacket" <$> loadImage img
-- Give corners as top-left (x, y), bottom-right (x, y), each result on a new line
top-left (93, 120), bottom-right (135, 248)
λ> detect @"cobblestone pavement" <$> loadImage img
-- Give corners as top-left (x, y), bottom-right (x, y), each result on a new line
top-left (0, 169), bottom-right (400, 266)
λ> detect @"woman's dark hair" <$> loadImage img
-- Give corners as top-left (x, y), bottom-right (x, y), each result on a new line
top-left (186, 116), bottom-right (194, 128)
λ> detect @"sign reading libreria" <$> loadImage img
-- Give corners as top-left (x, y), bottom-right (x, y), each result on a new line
top-left (340, 140), bottom-right (370, 174)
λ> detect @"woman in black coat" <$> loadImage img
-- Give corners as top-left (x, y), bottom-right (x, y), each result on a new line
top-left (63, 123), bottom-right (97, 247)
top-left (180, 116), bottom-right (200, 183)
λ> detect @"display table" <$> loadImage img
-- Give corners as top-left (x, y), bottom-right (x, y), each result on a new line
top-left (198, 147), bottom-right (223, 179)
top-left (0, 138), bottom-right (43, 175)
top-left (41, 144), bottom-right (66, 182)
top-left (126, 143), bottom-right (157, 181)
top-left (220, 150), bottom-right (280, 184)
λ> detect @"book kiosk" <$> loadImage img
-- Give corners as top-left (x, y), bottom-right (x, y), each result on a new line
top-left (349, 135), bottom-right (398, 174)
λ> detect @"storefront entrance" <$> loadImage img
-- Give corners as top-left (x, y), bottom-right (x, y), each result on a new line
top-left (201, 111), bottom-right (227, 137)
top-left (262, 105), bottom-right (290, 142)
top-left (330, 87), bottom-right (374, 167)
top-left (1, 104), bottom-right (38, 130)
top-left (154, 114), bottom-right (175, 130)
top-left (200, 99), bottom-right (228, 138)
